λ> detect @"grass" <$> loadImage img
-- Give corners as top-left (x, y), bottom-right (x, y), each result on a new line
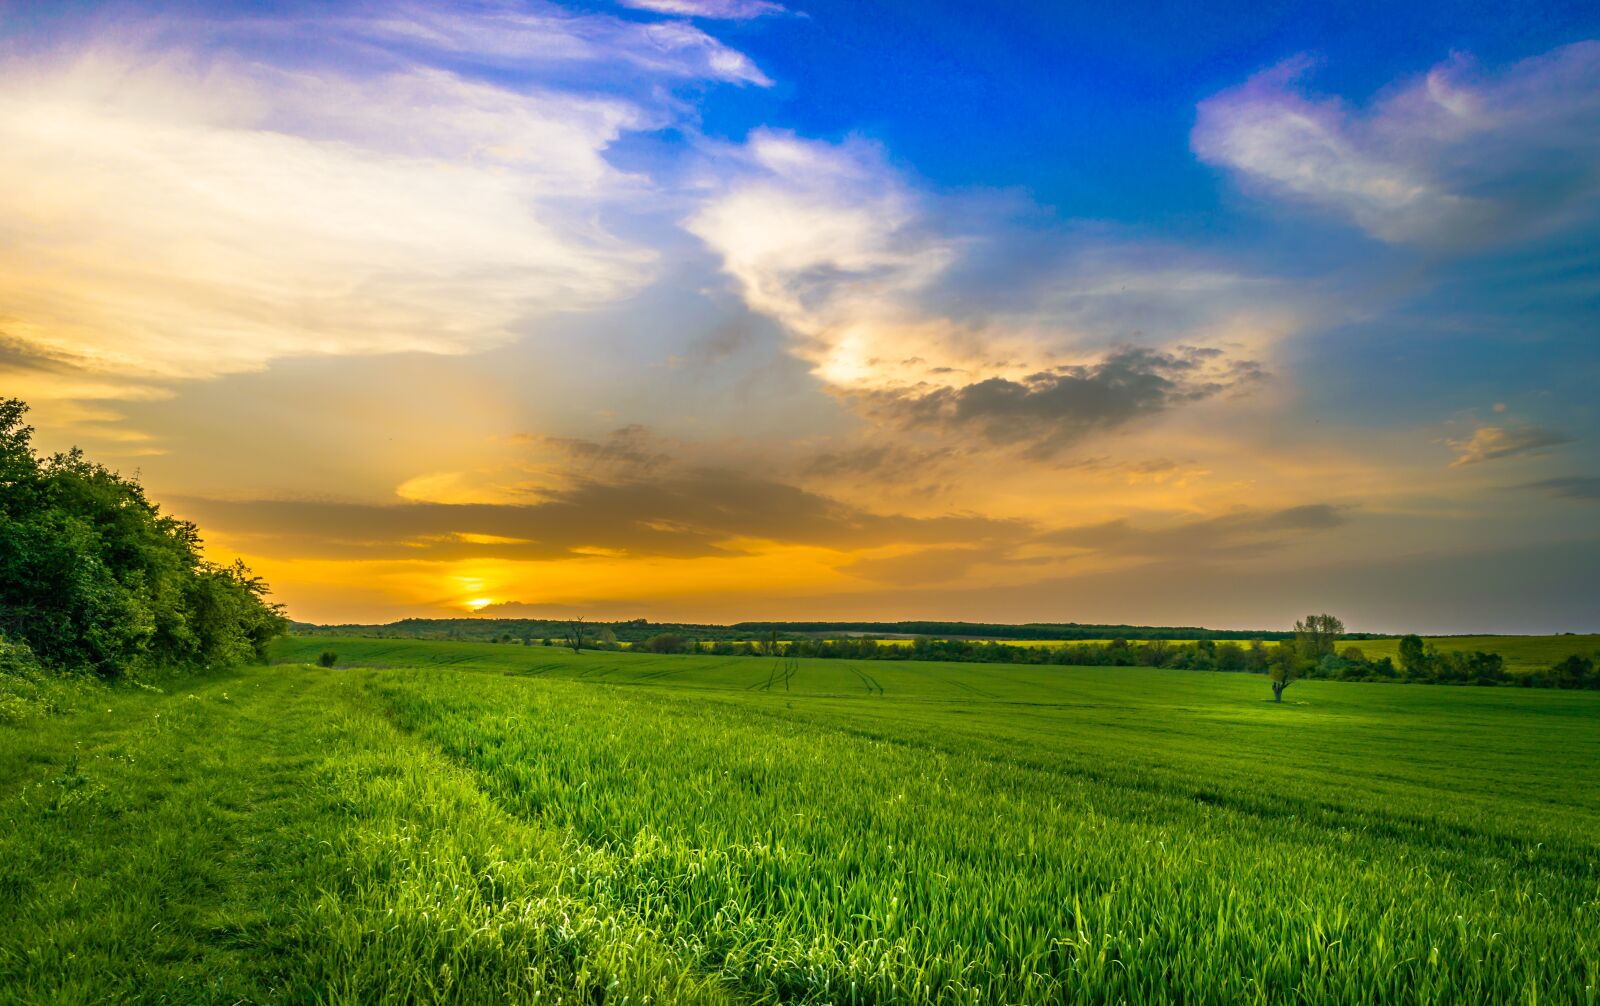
top-left (2, 636), bottom-right (1596, 1003)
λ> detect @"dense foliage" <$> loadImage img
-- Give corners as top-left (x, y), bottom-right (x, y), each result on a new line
top-left (0, 399), bottom-right (285, 677)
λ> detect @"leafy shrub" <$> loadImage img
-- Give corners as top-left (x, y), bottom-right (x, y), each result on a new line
top-left (318, 651), bottom-right (339, 668)
top-left (641, 633), bottom-right (693, 654)
top-left (0, 398), bottom-right (286, 677)
top-left (1523, 653), bottom-right (1598, 690)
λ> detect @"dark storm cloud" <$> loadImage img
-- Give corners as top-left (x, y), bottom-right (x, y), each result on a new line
top-left (1041, 504), bottom-right (1349, 560)
top-left (863, 348), bottom-right (1262, 456)
top-left (174, 469), bottom-right (1030, 561)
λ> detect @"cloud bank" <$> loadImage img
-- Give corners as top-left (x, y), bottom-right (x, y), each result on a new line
top-left (0, 3), bottom-right (769, 405)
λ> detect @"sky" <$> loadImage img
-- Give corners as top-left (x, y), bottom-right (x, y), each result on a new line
top-left (3, 0), bottom-right (1598, 633)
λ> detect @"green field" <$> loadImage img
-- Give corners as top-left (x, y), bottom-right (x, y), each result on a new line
top-left (1353, 634), bottom-right (1600, 674)
top-left (701, 634), bottom-right (1599, 673)
top-left (3, 637), bottom-right (1597, 1003)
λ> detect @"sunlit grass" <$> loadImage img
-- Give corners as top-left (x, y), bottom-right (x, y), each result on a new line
top-left (3, 637), bottom-right (1596, 1003)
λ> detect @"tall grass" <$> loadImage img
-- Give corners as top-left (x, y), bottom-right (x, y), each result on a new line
top-left (3, 638), bottom-right (1597, 1003)
top-left (374, 661), bottom-right (1600, 1003)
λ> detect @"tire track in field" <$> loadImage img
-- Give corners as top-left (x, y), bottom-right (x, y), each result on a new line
top-left (922, 663), bottom-right (998, 700)
top-left (513, 663), bottom-right (566, 677)
top-left (847, 664), bottom-right (884, 695)
top-left (749, 657), bottom-right (801, 691)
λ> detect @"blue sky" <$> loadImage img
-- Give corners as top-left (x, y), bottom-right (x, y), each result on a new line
top-left (2, 0), bottom-right (1597, 629)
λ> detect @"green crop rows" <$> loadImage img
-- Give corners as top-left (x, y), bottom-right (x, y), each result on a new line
top-left (2, 636), bottom-right (1596, 1003)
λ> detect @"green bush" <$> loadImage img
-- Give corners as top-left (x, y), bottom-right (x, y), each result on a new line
top-left (318, 651), bottom-right (338, 668)
top-left (0, 398), bottom-right (286, 677)
top-left (641, 633), bottom-right (693, 654)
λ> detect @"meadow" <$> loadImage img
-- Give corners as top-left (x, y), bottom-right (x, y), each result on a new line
top-left (2, 636), bottom-right (1596, 1004)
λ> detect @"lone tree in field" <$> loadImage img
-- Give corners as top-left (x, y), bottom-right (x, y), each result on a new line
top-left (1267, 613), bottom-right (1346, 702)
top-left (1294, 613), bottom-right (1346, 660)
top-left (1267, 646), bottom-right (1301, 702)
top-left (564, 617), bottom-right (586, 654)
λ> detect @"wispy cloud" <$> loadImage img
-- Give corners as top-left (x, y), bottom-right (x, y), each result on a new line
top-left (1514, 476), bottom-right (1600, 500)
top-left (618, 0), bottom-right (787, 21)
top-left (1194, 42), bottom-right (1600, 245)
top-left (1449, 424), bottom-right (1573, 466)
top-left (177, 468), bottom-right (1028, 563)
top-left (0, 4), bottom-right (769, 418)
top-left (1041, 504), bottom-right (1350, 560)
top-left (351, 2), bottom-right (773, 85)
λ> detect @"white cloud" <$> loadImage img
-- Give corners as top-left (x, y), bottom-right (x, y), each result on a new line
top-left (619, 0), bottom-right (787, 21)
top-left (685, 131), bottom-right (964, 388)
top-left (687, 131), bottom-right (1296, 399)
top-left (0, 0), bottom-right (779, 397)
top-left (0, 46), bottom-right (655, 383)
top-left (343, 2), bottom-right (772, 85)
top-left (1194, 42), bottom-right (1600, 245)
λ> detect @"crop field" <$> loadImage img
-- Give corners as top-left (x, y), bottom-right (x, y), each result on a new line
top-left (1355, 634), bottom-right (1600, 674)
top-left (773, 635), bottom-right (1597, 669)
top-left (3, 637), bottom-right (1597, 1004)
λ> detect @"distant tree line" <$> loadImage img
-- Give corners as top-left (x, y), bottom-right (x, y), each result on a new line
top-left (632, 618), bottom-right (1600, 693)
top-left (288, 608), bottom-right (1596, 692)
top-left (289, 616), bottom-right (1343, 644)
top-left (0, 399), bottom-right (286, 677)
top-left (730, 620), bottom-right (1326, 641)
top-left (295, 616), bottom-right (779, 645)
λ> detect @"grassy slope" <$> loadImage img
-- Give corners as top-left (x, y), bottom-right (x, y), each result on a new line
top-left (3, 638), bottom-right (1597, 1002)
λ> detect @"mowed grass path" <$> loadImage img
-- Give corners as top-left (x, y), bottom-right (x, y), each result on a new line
top-left (1, 637), bottom-right (1595, 1003)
